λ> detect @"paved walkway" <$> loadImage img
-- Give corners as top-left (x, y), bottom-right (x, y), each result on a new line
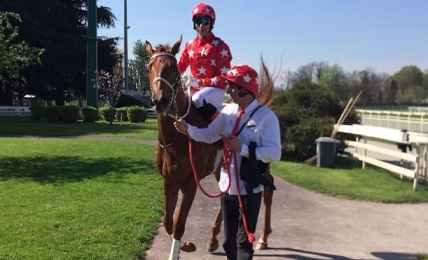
top-left (145, 170), bottom-right (428, 260)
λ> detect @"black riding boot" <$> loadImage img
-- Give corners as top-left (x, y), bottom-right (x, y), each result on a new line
top-left (197, 99), bottom-right (219, 122)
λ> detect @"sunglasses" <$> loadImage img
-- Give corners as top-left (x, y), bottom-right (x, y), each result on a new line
top-left (192, 16), bottom-right (211, 25)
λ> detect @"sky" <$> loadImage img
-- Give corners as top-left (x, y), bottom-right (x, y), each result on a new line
top-left (97, 0), bottom-right (428, 75)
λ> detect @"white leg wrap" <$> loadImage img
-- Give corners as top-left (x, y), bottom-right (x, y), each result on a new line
top-left (168, 238), bottom-right (182, 260)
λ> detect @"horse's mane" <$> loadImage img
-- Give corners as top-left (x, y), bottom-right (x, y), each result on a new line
top-left (256, 57), bottom-right (279, 108)
top-left (154, 44), bottom-right (172, 52)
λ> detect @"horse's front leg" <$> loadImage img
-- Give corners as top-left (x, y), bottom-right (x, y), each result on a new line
top-left (175, 181), bottom-right (198, 251)
top-left (163, 180), bottom-right (179, 237)
top-left (168, 181), bottom-right (197, 260)
top-left (207, 206), bottom-right (222, 252)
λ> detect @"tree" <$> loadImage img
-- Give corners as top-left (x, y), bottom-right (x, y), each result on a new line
top-left (392, 65), bottom-right (424, 103)
top-left (347, 69), bottom-right (388, 105)
top-left (272, 82), bottom-right (345, 160)
top-left (0, 12), bottom-right (43, 105)
top-left (289, 61), bottom-right (327, 85)
top-left (0, 1), bottom-right (118, 106)
top-left (129, 40), bottom-right (150, 95)
top-left (93, 64), bottom-right (123, 124)
top-left (317, 64), bottom-right (348, 102)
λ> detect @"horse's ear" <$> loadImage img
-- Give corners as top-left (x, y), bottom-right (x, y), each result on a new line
top-left (145, 40), bottom-right (154, 56)
top-left (171, 35), bottom-right (182, 56)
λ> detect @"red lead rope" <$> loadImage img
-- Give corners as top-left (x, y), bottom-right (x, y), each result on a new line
top-left (187, 132), bottom-right (255, 243)
top-left (187, 133), bottom-right (230, 198)
top-left (230, 148), bottom-right (255, 244)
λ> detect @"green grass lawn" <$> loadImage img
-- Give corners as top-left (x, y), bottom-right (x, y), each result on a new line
top-left (272, 157), bottom-right (428, 203)
top-left (1, 116), bottom-right (427, 259)
top-left (0, 117), bottom-right (158, 139)
top-left (0, 138), bottom-right (162, 260)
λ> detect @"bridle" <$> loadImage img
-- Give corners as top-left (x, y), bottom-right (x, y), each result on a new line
top-left (149, 52), bottom-right (191, 120)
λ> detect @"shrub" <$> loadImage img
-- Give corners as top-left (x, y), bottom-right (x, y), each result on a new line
top-left (115, 107), bottom-right (129, 122)
top-left (272, 82), bottom-right (359, 161)
top-left (44, 106), bottom-right (61, 122)
top-left (80, 106), bottom-right (99, 123)
top-left (29, 104), bottom-right (43, 122)
top-left (61, 105), bottom-right (80, 123)
top-left (99, 105), bottom-right (116, 122)
top-left (127, 106), bottom-right (147, 123)
top-left (116, 94), bottom-right (150, 108)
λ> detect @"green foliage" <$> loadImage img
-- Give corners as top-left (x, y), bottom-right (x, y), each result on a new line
top-left (116, 94), bottom-right (146, 108)
top-left (44, 106), bottom-right (61, 122)
top-left (99, 105), bottom-right (116, 122)
top-left (128, 106), bottom-right (147, 123)
top-left (29, 103), bottom-right (43, 122)
top-left (115, 107), bottom-right (129, 121)
top-left (0, 12), bottom-right (44, 105)
top-left (94, 69), bottom-right (123, 106)
top-left (80, 106), bottom-right (99, 123)
top-left (392, 65), bottom-right (424, 103)
top-left (60, 105), bottom-right (80, 123)
top-left (273, 82), bottom-right (346, 161)
top-left (129, 40), bottom-right (150, 93)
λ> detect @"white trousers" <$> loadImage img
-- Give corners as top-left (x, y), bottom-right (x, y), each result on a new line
top-left (191, 87), bottom-right (227, 110)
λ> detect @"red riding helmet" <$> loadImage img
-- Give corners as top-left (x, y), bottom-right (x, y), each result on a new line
top-left (221, 65), bottom-right (259, 94)
top-left (192, 3), bottom-right (216, 21)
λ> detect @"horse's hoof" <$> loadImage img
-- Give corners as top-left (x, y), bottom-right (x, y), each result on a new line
top-left (254, 241), bottom-right (268, 250)
top-left (180, 241), bottom-right (196, 252)
top-left (207, 240), bottom-right (219, 253)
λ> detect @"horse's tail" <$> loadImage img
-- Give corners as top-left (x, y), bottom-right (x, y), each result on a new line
top-left (256, 57), bottom-right (279, 109)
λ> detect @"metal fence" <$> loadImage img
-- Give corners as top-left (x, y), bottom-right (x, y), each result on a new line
top-left (357, 109), bottom-right (428, 133)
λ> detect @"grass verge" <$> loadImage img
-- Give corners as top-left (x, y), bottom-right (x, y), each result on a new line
top-left (271, 156), bottom-right (428, 203)
top-left (0, 138), bottom-right (162, 259)
top-left (0, 117), bottom-right (158, 139)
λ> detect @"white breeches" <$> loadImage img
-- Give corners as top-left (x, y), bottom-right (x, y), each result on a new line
top-left (191, 87), bottom-right (226, 110)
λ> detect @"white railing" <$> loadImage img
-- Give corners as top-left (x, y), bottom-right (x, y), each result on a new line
top-left (0, 106), bottom-right (31, 117)
top-left (357, 109), bottom-right (428, 132)
top-left (336, 124), bottom-right (428, 190)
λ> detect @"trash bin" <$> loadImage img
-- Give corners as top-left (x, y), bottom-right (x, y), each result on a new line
top-left (316, 137), bottom-right (340, 168)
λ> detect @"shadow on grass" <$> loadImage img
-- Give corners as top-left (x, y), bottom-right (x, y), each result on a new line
top-left (0, 155), bottom-right (156, 184)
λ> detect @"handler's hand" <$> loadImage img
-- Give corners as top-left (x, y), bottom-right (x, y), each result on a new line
top-left (174, 119), bottom-right (188, 134)
top-left (221, 134), bottom-right (242, 152)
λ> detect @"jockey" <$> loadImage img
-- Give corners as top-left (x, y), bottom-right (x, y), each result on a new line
top-left (178, 2), bottom-right (233, 121)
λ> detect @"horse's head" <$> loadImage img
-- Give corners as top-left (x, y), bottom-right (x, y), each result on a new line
top-left (145, 36), bottom-right (183, 115)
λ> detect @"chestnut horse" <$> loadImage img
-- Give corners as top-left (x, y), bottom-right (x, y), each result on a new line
top-left (146, 36), bottom-right (276, 259)
top-left (146, 36), bottom-right (220, 260)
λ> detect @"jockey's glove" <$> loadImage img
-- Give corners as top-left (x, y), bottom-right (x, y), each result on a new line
top-left (183, 75), bottom-right (200, 88)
